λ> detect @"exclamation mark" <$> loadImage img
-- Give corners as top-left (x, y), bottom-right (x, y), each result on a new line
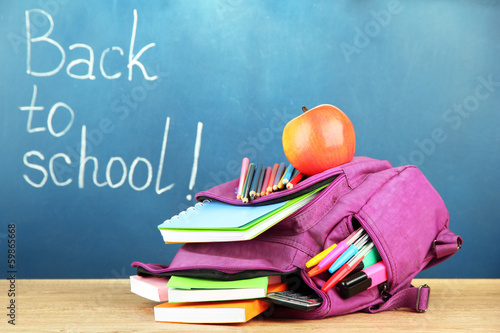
top-left (186, 122), bottom-right (203, 200)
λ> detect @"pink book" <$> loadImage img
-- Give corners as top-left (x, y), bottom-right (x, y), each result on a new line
top-left (130, 275), bottom-right (169, 302)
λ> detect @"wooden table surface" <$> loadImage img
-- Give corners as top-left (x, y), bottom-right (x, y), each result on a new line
top-left (1, 279), bottom-right (499, 332)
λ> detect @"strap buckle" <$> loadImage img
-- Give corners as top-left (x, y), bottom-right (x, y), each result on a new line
top-left (416, 284), bottom-right (430, 313)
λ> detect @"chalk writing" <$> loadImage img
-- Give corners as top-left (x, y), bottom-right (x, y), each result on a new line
top-left (25, 9), bottom-right (157, 81)
top-left (19, 8), bottom-right (203, 196)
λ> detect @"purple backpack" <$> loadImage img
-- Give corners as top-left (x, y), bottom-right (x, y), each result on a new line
top-left (132, 156), bottom-right (462, 318)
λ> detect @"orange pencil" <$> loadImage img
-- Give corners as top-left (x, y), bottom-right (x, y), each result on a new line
top-left (266, 163), bottom-right (280, 194)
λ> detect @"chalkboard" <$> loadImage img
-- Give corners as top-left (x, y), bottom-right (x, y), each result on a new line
top-left (1, 0), bottom-right (499, 279)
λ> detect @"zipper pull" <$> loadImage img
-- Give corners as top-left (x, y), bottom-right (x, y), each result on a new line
top-left (378, 282), bottom-right (392, 301)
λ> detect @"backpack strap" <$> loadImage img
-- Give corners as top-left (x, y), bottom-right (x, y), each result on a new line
top-left (375, 284), bottom-right (431, 313)
top-left (366, 284), bottom-right (431, 313)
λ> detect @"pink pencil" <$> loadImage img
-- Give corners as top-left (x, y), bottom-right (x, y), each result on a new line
top-left (236, 157), bottom-right (250, 199)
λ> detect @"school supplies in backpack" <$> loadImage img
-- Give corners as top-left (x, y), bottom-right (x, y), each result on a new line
top-left (133, 156), bottom-right (462, 318)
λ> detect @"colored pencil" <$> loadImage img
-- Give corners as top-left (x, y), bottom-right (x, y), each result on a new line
top-left (260, 167), bottom-right (272, 197)
top-left (273, 162), bottom-right (286, 191)
top-left (266, 163), bottom-right (280, 194)
top-left (277, 170), bottom-right (286, 190)
top-left (282, 165), bottom-right (295, 185)
top-left (236, 157), bottom-right (249, 199)
top-left (241, 163), bottom-right (255, 203)
top-left (249, 164), bottom-right (263, 199)
top-left (255, 165), bottom-right (267, 198)
top-left (286, 172), bottom-right (303, 189)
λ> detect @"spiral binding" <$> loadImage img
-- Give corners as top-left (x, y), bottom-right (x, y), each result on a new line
top-left (164, 199), bottom-right (211, 223)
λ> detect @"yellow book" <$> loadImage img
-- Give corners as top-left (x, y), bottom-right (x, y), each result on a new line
top-left (154, 299), bottom-right (270, 324)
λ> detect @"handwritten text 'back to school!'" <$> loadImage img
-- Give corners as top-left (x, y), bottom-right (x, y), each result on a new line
top-left (19, 9), bottom-right (189, 195)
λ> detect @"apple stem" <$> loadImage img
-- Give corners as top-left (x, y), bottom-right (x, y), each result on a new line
top-left (302, 106), bottom-right (308, 113)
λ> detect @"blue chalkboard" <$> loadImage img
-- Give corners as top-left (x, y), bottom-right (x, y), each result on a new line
top-left (0, 0), bottom-right (499, 278)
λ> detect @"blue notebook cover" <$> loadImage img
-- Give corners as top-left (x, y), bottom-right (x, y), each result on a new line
top-left (158, 200), bottom-right (287, 230)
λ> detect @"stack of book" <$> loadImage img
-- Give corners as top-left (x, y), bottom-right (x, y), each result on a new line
top-left (130, 274), bottom-right (287, 324)
top-left (130, 163), bottom-right (329, 324)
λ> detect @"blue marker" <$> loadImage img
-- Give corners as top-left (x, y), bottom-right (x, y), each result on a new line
top-left (328, 234), bottom-right (370, 274)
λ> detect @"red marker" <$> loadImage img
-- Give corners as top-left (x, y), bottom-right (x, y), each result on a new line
top-left (321, 243), bottom-right (374, 292)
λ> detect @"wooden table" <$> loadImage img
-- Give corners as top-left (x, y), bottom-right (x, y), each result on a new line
top-left (1, 279), bottom-right (499, 332)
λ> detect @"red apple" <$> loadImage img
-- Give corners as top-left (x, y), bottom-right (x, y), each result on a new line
top-left (282, 104), bottom-right (356, 176)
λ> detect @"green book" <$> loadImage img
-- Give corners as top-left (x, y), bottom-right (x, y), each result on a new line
top-left (166, 276), bottom-right (269, 303)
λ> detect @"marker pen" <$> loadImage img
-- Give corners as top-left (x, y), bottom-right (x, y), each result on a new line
top-left (343, 247), bottom-right (381, 279)
top-left (328, 234), bottom-right (369, 274)
top-left (317, 228), bottom-right (365, 269)
top-left (338, 261), bottom-right (387, 299)
top-left (305, 244), bottom-right (338, 268)
top-left (321, 243), bottom-right (374, 292)
top-left (308, 228), bottom-right (365, 277)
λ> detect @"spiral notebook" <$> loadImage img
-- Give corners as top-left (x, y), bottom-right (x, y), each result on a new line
top-left (157, 185), bottom-right (326, 243)
top-left (159, 200), bottom-right (286, 230)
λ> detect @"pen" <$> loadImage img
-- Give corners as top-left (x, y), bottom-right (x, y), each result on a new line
top-left (308, 228), bottom-right (365, 277)
top-left (343, 247), bottom-right (382, 279)
top-left (305, 244), bottom-right (338, 268)
top-left (236, 157), bottom-right (249, 199)
top-left (318, 228), bottom-right (365, 269)
top-left (321, 243), bottom-right (374, 292)
top-left (328, 234), bottom-right (370, 274)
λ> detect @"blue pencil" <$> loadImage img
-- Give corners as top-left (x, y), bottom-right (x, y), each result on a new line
top-left (282, 164), bottom-right (295, 185)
